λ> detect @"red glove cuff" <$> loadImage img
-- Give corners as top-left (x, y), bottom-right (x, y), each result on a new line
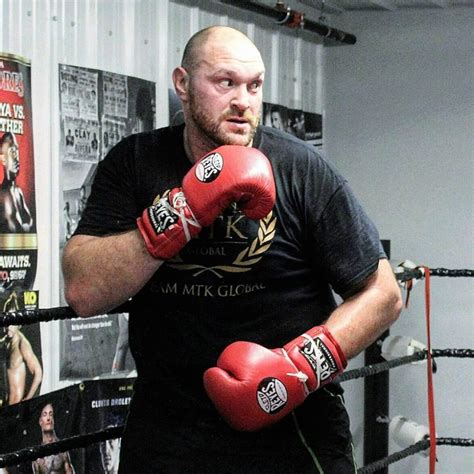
top-left (283, 325), bottom-right (347, 391)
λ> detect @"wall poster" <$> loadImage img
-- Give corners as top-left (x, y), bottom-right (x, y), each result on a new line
top-left (58, 64), bottom-right (155, 381)
top-left (0, 52), bottom-right (41, 409)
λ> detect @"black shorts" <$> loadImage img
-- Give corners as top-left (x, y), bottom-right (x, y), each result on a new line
top-left (119, 385), bottom-right (356, 474)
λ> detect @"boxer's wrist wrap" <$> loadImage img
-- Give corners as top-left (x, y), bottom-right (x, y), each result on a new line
top-left (146, 191), bottom-right (200, 242)
top-left (283, 326), bottom-right (347, 391)
top-left (137, 189), bottom-right (201, 260)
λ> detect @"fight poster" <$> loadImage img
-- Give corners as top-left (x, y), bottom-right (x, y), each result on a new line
top-left (0, 289), bottom-right (41, 409)
top-left (0, 378), bottom-right (134, 473)
top-left (0, 53), bottom-right (41, 409)
top-left (59, 64), bottom-right (155, 381)
top-left (262, 102), bottom-right (323, 148)
top-left (0, 53), bottom-right (38, 304)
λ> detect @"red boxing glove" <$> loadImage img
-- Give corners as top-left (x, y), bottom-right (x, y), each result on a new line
top-left (137, 145), bottom-right (276, 259)
top-left (203, 326), bottom-right (347, 431)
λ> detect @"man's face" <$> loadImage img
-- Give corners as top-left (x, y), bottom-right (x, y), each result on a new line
top-left (271, 111), bottom-right (283, 130)
top-left (1, 141), bottom-right (19, 178)
top-left (100, 437), bottom-right (121, 472)
top-left (6, 325), bottom-right (19, 338)
top-left (39, 404), bottom-right (54, 432)
top-left (185, 33), bottom-right (265, 148)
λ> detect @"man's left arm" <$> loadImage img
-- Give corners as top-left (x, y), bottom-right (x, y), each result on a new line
top-left (204, 258), bottom-right (403, 431)
top-left (19, 335), bottom-right (43, 400)
top-left (325, 258), bottom-right (403, 360)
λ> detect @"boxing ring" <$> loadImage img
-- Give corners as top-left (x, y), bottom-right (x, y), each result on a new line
top-left (0, 263), bottom-right (472, 473)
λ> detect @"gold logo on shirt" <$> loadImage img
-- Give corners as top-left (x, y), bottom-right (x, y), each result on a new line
top-left (168, 210), bottom-right (276, 278)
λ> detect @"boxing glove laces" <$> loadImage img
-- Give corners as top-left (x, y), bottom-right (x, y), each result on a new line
top-left (137, 145), bottom-right (276, 260)
top-left (203, 325), bottom-right (347, 431)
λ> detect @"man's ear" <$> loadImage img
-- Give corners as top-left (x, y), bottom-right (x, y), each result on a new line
top-left (172, 67), bottom-right (190, 102)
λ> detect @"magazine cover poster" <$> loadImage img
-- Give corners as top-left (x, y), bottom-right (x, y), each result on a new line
top-left (59, 65), bottom-right (155, 381)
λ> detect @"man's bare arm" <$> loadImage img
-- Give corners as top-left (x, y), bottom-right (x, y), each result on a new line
top-left (325, 259), bottom-right (403, 360)
top-left (19, 334), bottom-right (43, 400)
top-left (63, 452), bottom-right (75, 474)
top-left (62, 230), bottom-right (163, 318)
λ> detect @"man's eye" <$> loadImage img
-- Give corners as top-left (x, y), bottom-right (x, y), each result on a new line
top-left (249, 81), bottom-right (262, 91)
top-left (219, 79), bottom-right (233, 87)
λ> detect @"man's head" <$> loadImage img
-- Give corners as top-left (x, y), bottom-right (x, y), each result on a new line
top-left (0, 132), bottom-right (20, 180)
top-left (39, 403), bottom-right (55, 434)
top-left (6, 325), bottom-right (20, 338)
top-left (173, 26), bottom-right (265, 152)
top-left (99, 435), bottom-right (121, 473)
top-left (270, 107), bottom-right (284, 131)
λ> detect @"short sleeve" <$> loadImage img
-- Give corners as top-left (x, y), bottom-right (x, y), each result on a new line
top-left (310, 181), bottom-right (385, 298)
top-left (74, 138), bottom-right (140, 236)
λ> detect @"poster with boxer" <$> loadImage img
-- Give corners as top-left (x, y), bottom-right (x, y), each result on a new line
top-left (0, 383), bottom-right (83, 473)
top-left (262, 102), bottom-right (323, 148)
top-left (0, 378), bottom-right (133, 473)
top-left (0, 289), bottom-right (41, 409)
top-left (59, 64), bottom-right (155, 381)
top-left (0, 53), bottom-right (38, 297)
top-left (0, 53), bottom-right (41, 408)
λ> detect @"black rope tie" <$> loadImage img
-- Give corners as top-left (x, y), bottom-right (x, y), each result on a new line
top-left (357, 437), bottom-right (474, 473)
top-left (336, 349), bottom-right (474, 383)
top-left (395, 267), bottom-right (474, 283)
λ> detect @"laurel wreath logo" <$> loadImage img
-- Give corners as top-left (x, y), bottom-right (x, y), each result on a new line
top-left (167, 210), bottom-right (276, 278)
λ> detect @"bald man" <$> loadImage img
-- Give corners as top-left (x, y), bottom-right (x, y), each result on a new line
top-left (62, 26), bottom-right (401, 472)
top-left (32, 403), bottom-right (75, 474)
top-left (0, 132), bottom-right (34, 233)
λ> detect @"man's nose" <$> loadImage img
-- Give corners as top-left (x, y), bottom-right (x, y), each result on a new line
top-left (230, 85), bottom-right (250, 111)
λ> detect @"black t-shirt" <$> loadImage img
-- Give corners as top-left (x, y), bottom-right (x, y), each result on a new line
top-left (75, 124), bottom-right (384, 415)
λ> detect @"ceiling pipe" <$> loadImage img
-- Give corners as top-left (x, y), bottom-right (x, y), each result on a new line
top-left (219, 0), bottom-right (356, 45)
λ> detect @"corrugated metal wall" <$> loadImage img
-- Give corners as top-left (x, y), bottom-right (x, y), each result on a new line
top-left (0, 0), bottom-right (324, 392)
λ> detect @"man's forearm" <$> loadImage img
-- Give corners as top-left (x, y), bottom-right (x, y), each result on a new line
top-left (325, 259), bottom-right (403, 360)
top-left (62, 229), bottom-right (163, 317)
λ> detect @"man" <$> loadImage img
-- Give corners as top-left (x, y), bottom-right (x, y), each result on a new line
top-left (32, 403), bottom-right (75, 474)
top-left (62, 26), bottom-right (402, 473)
top-left (99, 434), bottom-right (121, 474)
top-left (0, 132), bottom-right (34, 233)
top-left (267, 105), bottom-right (285, 131)
top-left (2, 292), bottom-right (43, 405)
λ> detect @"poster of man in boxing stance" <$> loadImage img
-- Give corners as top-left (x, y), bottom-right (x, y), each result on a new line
top-left (0, 52), bottom-right (40, 407)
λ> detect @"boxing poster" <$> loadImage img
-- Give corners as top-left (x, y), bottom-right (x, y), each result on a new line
top-left (59, 64), bottom-right (155, 381)
top-left (0, 53), bottom-right (41, 409)
top-left (0, 378), bottom-right (133, 473)
top-left (262, 102), bottom-right (323, 148)
top-left (0, 53), bottom-right (38, 302)
top-left (0, 289), bottom-right (41, 409)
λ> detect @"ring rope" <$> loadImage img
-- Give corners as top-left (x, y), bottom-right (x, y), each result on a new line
top-left (0, 426), bottom-right (123, 468)
top-left (0, 301), bottom-right (131, 327)
top-left (1, 432), bottom-right (471, 470)
top-left (0, 349), bottom-right (471, 468)
top-left (357, 437), bottom-right (474, 474)
top-left (395, 267), bottom-right (473, 283)
top-left (335, 348), bottom-right (473, 383)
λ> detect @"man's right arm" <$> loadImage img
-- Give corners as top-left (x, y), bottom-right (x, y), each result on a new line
top-left (63, 145), bottom-right (276, 318)
top-left (62, 230), bottom-right (163, 318)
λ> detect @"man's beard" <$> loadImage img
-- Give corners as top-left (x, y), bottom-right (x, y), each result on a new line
top-left (189, 89), bottom-right (260, 147)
